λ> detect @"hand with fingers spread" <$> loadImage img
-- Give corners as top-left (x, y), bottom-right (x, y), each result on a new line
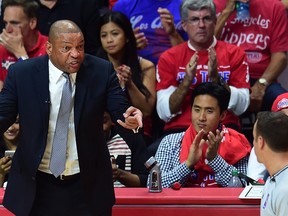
top-left (117, 106), bottom-right (143, 132)
top-left (205, 129), bottom-right (224, 161)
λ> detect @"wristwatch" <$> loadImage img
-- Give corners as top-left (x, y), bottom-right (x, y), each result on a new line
top-left (258, 78), bottom-right (269, 87)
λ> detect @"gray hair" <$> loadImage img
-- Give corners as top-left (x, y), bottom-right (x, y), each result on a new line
top-left (180, 0), bottom-right (216, 21)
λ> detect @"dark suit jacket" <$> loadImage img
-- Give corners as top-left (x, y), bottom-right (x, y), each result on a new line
top-left (0, 54), bottom-right (131, 216)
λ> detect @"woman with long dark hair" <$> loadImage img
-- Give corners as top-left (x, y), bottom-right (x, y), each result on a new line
top-left (96, 11), bottom-right (156, 144)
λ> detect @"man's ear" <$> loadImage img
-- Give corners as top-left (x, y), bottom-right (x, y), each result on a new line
top-left (258, 136), bottom-right (265, 150)
top-left (182, 21), bottom-right (188, 32)
top-left (29, 17), bottom-right (37, 30)
top-left (45, 41), bottom-right (52, 55)
top-left (220, 110), bottom-right (227, 122)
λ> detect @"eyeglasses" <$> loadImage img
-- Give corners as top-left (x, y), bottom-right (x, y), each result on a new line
top-left (185, 16), bottom-right (214, 25)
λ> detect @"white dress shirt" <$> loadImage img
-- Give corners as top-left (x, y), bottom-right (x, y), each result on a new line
top-left (38, 60), bottom-right (80, 176)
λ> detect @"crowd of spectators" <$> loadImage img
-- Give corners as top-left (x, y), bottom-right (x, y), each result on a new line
top-left (0, 0), bottom-right (288, 194)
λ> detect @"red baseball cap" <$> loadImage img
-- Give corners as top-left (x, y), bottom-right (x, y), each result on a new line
top-left (271, 93), bottom-right (288, 112)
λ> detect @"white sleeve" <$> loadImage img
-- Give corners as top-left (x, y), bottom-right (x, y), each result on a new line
top-left (156, 86), bottom-right (181, 122)
top-left (247, 147), bottom-right (266, 180)
top-left (228, 86), bottom-right (250, 116)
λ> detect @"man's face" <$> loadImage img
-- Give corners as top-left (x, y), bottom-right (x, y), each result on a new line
top-left (191, 94), bottom-right (225, 135)
top-left (46, 32), bottom-right (85, 73)
top-left (182, 8), bottom-right (216, 49)
top-left (3, 6), bottom-right (33, 37)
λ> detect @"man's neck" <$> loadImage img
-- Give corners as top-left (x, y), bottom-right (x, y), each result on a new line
top-left (23, 31), bottom-right (39, 52)
top-left (188, 37), bottom-right (216, 51)
top-left (265, 153), bottom-right (288, 177)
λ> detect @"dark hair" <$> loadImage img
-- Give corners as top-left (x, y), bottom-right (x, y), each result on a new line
top-left (256, 111), bottom-right (288, 152)
top-left (191, 82), bottom-right (230, 113)
top-left (2, 0), bottom-right (39, 19)
top-left (96, 11), bottom-right (150, 100)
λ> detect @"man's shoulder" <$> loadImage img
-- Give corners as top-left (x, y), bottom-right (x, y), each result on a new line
top-left (161, 132), bottom-right (185, 145)
top-left (216, 40), bottom-right (246, 55)
top-left (37, 32), bottom-right (48, 43)
top-left (160, 42), bottom-right (188, 59)
top-left (83, 54), bottom-right (111, 66)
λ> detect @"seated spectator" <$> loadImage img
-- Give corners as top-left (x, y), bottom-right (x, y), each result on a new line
top-left (112, 1), bottom-right (187, 143)
top-left (0, 0), bottom-right (47, 91)
top-left (0, 117), bottom-right (19, 187)
top-left (35, 0), bottom-right (100, 55)
top-left (104, 111), bottom-right (150, 187)
top-left (152, 82), bottom-right (251, 188)
top-left (247, 92), bottom-right (288, 181)
top-left (252, 111), bottom-right (288, 215)
top-left (151, 0), bottom-right (250, 155)
top-left (214, 0), bottom-right (288, 113)
top-left (112, 0), bottom-right (186, 65)
top-left (96, 11), bottom-right (156, 145)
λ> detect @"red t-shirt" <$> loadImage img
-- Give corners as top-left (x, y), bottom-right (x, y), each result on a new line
top-left (156, 41), bottom-right (250, 131)
top-left (214, 0), bottom-right (288, 79)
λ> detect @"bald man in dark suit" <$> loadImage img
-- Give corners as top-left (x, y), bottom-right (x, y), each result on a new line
top-left (0, 20), bottom-right (142, 216)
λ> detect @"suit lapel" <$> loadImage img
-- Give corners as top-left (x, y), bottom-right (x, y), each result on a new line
top-left (74, 64), bottom-right (88, 133)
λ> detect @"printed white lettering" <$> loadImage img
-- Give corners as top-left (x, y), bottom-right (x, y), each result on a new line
top-left (130, 15), bottom-right (183, 30)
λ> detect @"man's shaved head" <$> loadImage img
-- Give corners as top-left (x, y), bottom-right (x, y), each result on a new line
top-left (46, 19), bottom-right (85, 73)
top-left (48, 20), bottom-right (82, 43)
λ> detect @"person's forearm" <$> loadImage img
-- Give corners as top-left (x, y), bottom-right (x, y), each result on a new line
top-left (169, 75), bottom-right (193, 114)
top-left (215, 9), bottom-right (233, 39)
top-left (14, 49), bottom-right (28, 59)
top-left (211, 155), bottom-right (248, 187)
top-left (127, 81), bottom-right (155, 118)
top-left (169, 30), bottom-right (184, 46)
top-left (260, 52), bottom-right (287, 83)
top-left (116, 169), bottom-right (141, 187)
top-left (158, 163), bottom-right (191, 188)
top-left (228, 87), bottom-right (249, 116)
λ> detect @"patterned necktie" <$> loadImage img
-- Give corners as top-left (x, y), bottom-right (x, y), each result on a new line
top-left (50, 73), bottom-right (73, 177)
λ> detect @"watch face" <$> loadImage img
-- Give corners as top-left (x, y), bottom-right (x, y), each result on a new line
top-left (259, 78), bottom-right (268, 86)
